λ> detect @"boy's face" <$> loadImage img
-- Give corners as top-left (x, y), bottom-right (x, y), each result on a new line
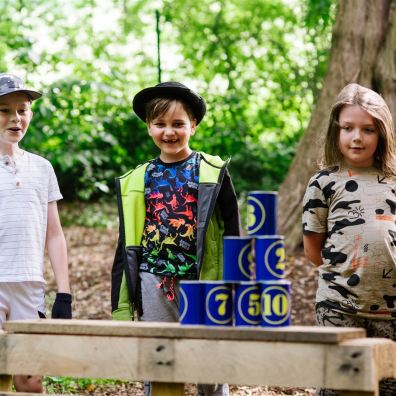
top-left (0, 92), bottom-right (32, 148)
top-left (147, 101), bottom-right (196, 162)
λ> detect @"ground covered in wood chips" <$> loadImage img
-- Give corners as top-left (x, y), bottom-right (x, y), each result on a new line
top-left (44, 226), bottom-right (318, 395)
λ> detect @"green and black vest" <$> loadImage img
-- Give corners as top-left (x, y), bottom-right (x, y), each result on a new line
top-left (112, 152), bottom-right (229, 320)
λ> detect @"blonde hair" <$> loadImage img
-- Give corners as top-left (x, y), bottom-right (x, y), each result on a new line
top-left (321, 83), bottom-right (396, 176)
top-left (145, 97), bottom-right (195, 124)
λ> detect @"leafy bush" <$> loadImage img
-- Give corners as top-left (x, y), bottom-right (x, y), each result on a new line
top-left (2, 0), bottom-right (335, 201)
top-left (25, 79), bottom-right (156, 200)
top-left (59, 201), bottom-right (118, 228)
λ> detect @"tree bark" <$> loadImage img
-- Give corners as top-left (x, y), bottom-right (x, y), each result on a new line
top-left (278, 0), bottom-right (396, 251)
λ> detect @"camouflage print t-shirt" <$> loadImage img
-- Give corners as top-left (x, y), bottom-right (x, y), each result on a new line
top-left (140, 152), bottom-right (199, 278)
top-left (302, 165), bottom-right (396, 319)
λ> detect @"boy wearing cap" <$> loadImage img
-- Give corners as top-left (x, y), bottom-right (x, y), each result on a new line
top-left (0, 73), bottom-right (71, 393)
top-left (111, 82), bottom-right (240, 395)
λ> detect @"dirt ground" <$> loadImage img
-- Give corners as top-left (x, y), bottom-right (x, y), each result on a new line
top-left (44, 226), bottom-right (318, 395)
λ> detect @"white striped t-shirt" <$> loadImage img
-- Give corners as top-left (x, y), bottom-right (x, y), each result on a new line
top-left (0, 151), bottom-right (62, 283)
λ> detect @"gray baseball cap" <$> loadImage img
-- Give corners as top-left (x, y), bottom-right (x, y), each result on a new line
top-left (0, 73), bottom-right (42, 101)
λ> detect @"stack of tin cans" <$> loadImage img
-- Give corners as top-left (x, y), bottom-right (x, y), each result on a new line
top-left (179, 191), bottom-right (291, 327)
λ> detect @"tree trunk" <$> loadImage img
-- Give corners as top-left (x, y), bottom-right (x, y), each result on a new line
top-left (278, 0), bottom-right (396, 251)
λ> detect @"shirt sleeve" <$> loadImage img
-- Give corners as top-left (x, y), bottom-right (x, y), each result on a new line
top-left (302, 174), bottom-right (328, 234)
top-left (47, 162), bottom-right (63, 202)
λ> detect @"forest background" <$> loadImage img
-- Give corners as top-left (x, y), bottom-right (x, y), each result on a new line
top-left (2, 0), bottom-right (335, 206)
top-left (4, 0), bottom-right (389, 394)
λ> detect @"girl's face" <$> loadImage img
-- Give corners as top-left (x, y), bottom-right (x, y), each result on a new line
top-left (338, 104), bottom-right (379, 168)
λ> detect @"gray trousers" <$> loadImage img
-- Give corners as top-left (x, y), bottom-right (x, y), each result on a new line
top-left (139, 271), bottom-right (229, 396)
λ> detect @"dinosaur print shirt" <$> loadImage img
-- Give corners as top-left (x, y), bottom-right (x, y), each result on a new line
top-left (140, 152), bottom-right (199, 278)
top-left (303, 165), bottom-right (396, 319)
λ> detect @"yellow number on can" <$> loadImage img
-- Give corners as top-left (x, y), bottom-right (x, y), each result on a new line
top-left (263, 293), bottom-right (288, 316)
top-left (247, 293), bottom-right (260, 316)
top-left (215, 293), bottom-right (229, 316)
top-left (275, 247), bottom-right (285, 270)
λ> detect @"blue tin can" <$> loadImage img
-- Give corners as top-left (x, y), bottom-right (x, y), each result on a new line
top-left (204, 281), bottom-right (233, 326)
top-left (255, 236), bottom-right (286, 280)
top-left (247, 191), bottom-right (277, 236)
top-left (223, 236), bottom-right (254, 281)
top-left (260, 280), bottom-right (291, 327)
top-left (179, 281), bottom-right (204, 325)
top-left (234, 282), bottom-right (261, 326)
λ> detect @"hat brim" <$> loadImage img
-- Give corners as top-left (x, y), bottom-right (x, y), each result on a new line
top-left (0, 89), bottom-right (42, 101)
top-left (133, 85), bottom-right (206, 124)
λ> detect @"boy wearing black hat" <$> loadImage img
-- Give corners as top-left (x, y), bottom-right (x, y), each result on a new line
top-left (112, 82), bottom-right (240, 395)
top-left (0, 73), bottom-right (72, 393)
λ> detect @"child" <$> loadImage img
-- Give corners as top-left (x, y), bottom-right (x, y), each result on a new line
top-left (0, 73), bottom-right (72, 393)
top-left (111, 81), bottom-right (240, 395)
top-left (302, 83), bottom-right (396, 396)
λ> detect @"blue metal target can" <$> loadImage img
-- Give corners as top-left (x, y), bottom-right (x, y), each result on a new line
top-left (204, 281), bottom-right (233, 326)
top-left (255, 236), bottom-right (286, 280)
top-left (234, 282), bottom-right (261, 326)
top-left (179, 281), bottom-right (204, 325)
top-left (247, 191), bottom-right (277, 236)
top-left (260, 280), bottom-right (291, 327)
top-left (223, 236), bottom-right (254, 281)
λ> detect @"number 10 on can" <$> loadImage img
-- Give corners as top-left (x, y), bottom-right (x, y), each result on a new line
top-left (260, 280), bottom-right (291, 327)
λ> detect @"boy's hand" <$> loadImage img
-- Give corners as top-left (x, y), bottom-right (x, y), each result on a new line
top-left (51, 293), bottom-right (72, 319)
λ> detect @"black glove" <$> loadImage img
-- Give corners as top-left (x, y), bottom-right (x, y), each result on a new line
top-left (51, 293), bottom-right (72, 319)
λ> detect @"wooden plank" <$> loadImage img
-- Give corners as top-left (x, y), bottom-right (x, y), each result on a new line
top-left (2, 334), bottom-right (139, 379)
top-left (4, 333), bottom-right (323, 385)
top-left (173, 338), bottom-right (327, 388)
top-left (0, 335), bottom-right (7, 375)
top-left (0, 332), bottom-right (390, 392)
top-left (138, 338), bottom-right (177, 382)
top-left (393, 341), bottom-right (396, 377)
top-left (325, 338), bottom-right (396, 395)
top-left (0, 394), bottom-right (36, 396)
top-left (0, 335), bottom-right (11, 391)
top-left (3, 319), bottom-right (366, 344)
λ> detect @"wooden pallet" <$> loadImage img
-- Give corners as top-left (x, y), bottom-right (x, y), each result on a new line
top-left (0, 319), bottom-right (395, 395)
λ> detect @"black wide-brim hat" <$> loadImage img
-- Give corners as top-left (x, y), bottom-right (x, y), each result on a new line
top-left (132, 81), bottom-right (206, 124)
top-left (0, 73), bottom-right (42, 101)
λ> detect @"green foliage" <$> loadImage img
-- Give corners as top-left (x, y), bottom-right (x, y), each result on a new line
top-left (0, 1), bottom-right (33, 71)
top-left (159, 0), bottom-right (335, 193)
top-left (303, 0), bottom-right (338, 99)
top-left (44, 376), bottom-right (132, 394)
top-left (26, 78), bottom-right (152, 200)
top-left (59, 201), bottom-right (118, 228)
top-left (1, 0), bottom-right (336, 199)
top-left (230, 135), bottom-right (299, 193)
